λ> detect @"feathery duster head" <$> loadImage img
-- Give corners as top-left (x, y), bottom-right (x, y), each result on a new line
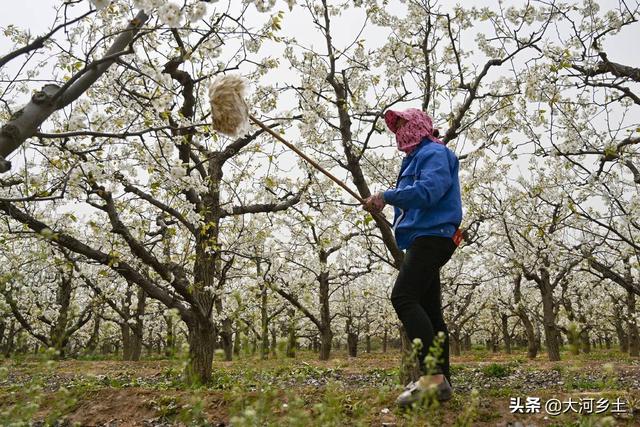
top-left (208, 75), bottom-right (250, 138)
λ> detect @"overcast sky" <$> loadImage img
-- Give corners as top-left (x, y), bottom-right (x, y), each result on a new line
top-left (1, 0), bottom-right (638, 191)
top-left (3, 0), bottom-right (637, 62)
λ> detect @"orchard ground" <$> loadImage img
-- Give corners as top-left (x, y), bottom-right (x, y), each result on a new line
top-left (0, 347), bottom-right (638, 426)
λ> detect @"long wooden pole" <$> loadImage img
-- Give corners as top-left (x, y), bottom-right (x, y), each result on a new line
top-left (249, 114), bottom-right (365, 204)
top-left (249, 114), bottom-right (391, 226)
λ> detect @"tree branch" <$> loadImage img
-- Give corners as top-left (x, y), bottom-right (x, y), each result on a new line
top-left (0, 200), bottom-right (194, 322)
top-left (0, 9), bottom-right (95, 70)
top-left (0, 10), bottom-right (150, 172)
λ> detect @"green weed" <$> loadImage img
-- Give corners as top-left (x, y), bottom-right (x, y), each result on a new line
top-left (453, 388), bottom-right (480, 426)
top-left (482, 363), bottom-right (512, 378)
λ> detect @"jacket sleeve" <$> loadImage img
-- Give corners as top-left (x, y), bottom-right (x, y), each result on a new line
top-left (383, 148), bottom-right (452, 210)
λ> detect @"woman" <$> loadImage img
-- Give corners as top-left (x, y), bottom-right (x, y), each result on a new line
top-left (363, 108), bottom-right (463, 407)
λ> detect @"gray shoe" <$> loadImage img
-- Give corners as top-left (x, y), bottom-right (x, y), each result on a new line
top-left (395, 379), bottom-right (422, 407)
top-left (436, 377), bottom-right (453, 401)
top-left (395, 376), bottom-right (453, 408)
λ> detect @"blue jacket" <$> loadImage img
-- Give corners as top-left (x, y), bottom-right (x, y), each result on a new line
top-left (383, 139), bottom-right (463, 250)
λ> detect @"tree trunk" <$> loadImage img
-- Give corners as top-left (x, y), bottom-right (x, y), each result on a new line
top-left (463, 334), bottom-right (472, 351)
top-left (616, 324), bottom-right (629, 352)
top-left (382, 327), bottom-right (388, 353)
top-left (565, 321), bottom-right (580, 356)
top-left (185, 319), bottom-right (215, 384)
top-left (286, 309), bottom-right (296, 358)
top-left (627, 289), bottom-right (640, 357)
top-left (197, 155), bottom-right (230, 365)
top-left (251, 336), bottom-right (257, 355)
top-left (270, 328), bottom-right (277, 357)
top-left (165, 314), bottom-right (176, 357)
top-left (580, 328), bottom-right (591, 354)
top-left (219, 318), bottom-right (233, 361)
top-left (347, 333), bottom-right (358, 357)
top-left (2, 321), bottom-right (15, 357)
top-left (261, 279), bottom-right (269, 360)
top-left (513, 274), bottom-right (538, 358)
top-left (533, 326), bottom-right (541, 352)
top-left (121, 322), bottom-right (132, 360)
top-left (241, 334), bottom-right (250, 357)
top-left (233, 328), bottom-right (241, 357)
top-left (130, 288), bottom-right (146, 361)
top-left (121, 285), bottom-right (134, 360)
top-left (346, 317), bottom-right (358, 357)
top-left (450, 330), bottom-right (461, 356)
top-left (319, 327), bottom-right (333, 360)
top-left (540, 276), bottom-right (561, 361)
top-left (15, 331), bottom-right (27, 354)
top-left (0, 320), bottom-right (5, 352)
top-left (501, 314), bottom-right (512, 354)
top-left (146, 330), bottom-right (154, 356)
top-left (318, 269), bottom-right (332, 361)
top-left (121, 287), bottom-right (146, 361)
top-left (49, 273), bottom-right (73, 358)
top-left (85, 309), bottom-right (101, 354)
top-left (364, 316), bottom-right (371, 353)
top-left (512, 335), bottom-right (520, 350)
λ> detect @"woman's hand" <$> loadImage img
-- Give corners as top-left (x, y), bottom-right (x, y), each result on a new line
top-left (362, 192), bottom-right (386, 214)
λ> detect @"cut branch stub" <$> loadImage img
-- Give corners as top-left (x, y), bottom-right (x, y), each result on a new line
top-left (0, 11), bottom-right (149, 174)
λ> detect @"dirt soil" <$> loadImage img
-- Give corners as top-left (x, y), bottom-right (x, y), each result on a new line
top-left (0, 349), bottom-right (638, 426)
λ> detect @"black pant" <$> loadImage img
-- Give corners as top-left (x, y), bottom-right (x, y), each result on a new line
top-left (391, 235), bottom-right (456, 385)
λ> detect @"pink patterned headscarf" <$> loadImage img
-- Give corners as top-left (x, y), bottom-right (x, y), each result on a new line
top-left (384, 108), bottom-right (443, 154)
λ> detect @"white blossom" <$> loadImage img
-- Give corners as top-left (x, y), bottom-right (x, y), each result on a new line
top-left (158, 2), bottom-right (183, 27)
top-left (170, 165), bottom-right (187, 178)
top-left (253, 0), bottom-right (276, 13)
top-left (151, 93), bottom-right (173, 111)
top-left (133, 0), bottom-right (151, 11)
top-left (67, 113), bottom-right (87, 131)
top-left (187, 2), bottom-right (207, 22)
top-left (90, 0), bottom-right (110, 10)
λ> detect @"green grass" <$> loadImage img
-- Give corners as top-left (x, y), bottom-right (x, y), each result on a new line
top-left (482, 363), bottom-right (513, 378)
top-left (0, 348), bottom-right (637, 426)
top-left (564, 376), bottom-right (606, 390)
top-left (485, 386), bottom-right (518, 398)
